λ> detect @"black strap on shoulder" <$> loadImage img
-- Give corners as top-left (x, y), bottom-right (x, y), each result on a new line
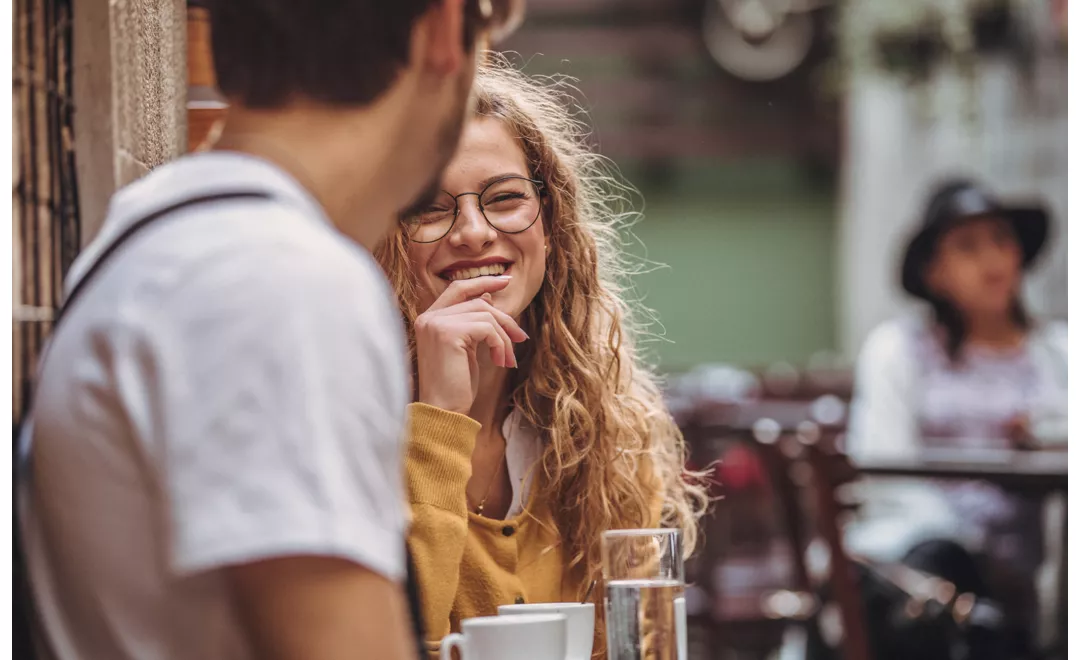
top-left (57, 191), bottom-right (275, 329)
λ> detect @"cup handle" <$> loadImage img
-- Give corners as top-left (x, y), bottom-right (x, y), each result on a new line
top-left (440, 632), bottom-right (466, 660)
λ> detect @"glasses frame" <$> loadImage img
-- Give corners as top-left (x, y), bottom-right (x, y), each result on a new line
top-left (406, 175), bottom-right (545, 244)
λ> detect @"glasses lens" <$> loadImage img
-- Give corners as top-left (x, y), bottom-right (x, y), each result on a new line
top-left (480, 178), bottom-right (541, 233)
top-left (406, 191), bottom-right (456, 243)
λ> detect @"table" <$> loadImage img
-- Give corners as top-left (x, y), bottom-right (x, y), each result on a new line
top-left (858, 447), bottom-right (1067, 490)
top-left (857, 448), bottom-right (1067, 654)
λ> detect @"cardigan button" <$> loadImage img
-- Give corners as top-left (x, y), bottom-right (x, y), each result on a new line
top-left (501, 525), bottom-right (515, 537)
top-left (514, 595), bottom-right (526, 604)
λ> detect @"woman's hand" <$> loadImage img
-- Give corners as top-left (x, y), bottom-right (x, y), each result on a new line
top-left (414, 276), bottom-right (528, 416)
top-left (1004, 414), bottom-right (1036, 450)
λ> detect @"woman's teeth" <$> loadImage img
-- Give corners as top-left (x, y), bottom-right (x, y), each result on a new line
top-left (445, 263), bottom-right (508, 282)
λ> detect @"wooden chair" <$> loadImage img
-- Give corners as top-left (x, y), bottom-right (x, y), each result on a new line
top-left (683, 426), bottom-right (800, 659)
top-left (738, 411), bottom-right (871, 660)
top-left (794, 422), bottom-right (871, 660)
top-left (681, 398), bottom-right (854, 658)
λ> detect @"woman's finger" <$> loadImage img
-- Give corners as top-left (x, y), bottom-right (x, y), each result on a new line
top-left (447, 312), bottom-right (517, 367)
top-left (460, 321), bottom-right (513, 368)
top-left (427, 298), bottom-right (527, 342)
top-left (428, 276), bottom-right (512, 311)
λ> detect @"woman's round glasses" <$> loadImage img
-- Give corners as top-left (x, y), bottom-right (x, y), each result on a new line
top-left (405, 176), bottom-right (544, 244)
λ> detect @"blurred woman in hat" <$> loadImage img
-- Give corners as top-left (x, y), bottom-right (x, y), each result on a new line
top-left (845, 178), bottom-right (1066, 654)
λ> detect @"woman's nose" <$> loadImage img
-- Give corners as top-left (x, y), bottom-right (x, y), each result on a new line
top-left (449, 196), bottom-right (497, 248)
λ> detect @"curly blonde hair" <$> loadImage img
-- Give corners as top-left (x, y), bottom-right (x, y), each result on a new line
top-left (376, 53), bottom-right (709, 595)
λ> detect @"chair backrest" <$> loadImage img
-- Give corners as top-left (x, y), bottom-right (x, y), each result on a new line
top-left (736, 406), bottom-right (871, 660)
top-left (679, 394), bottom-right (862, 656)
top-left (797, 422), bottom-right (871, 660)
top-left (748, 420), bottom-right (814, 594)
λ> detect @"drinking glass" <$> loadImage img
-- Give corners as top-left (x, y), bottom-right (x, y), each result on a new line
top-left (601, 529), bottom-right (687, 660)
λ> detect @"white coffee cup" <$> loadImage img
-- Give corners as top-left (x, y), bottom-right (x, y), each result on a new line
top-left (439, 613), bottom-right (567, 660)
top-left (498, 602), bottom-right (595, 660)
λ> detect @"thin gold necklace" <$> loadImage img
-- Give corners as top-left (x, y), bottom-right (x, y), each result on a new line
top-left (473, 439), bottom-right (508, 516)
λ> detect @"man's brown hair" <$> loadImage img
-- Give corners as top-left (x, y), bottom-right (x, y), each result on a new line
top-left (207, 0), bottom-right (449, 108)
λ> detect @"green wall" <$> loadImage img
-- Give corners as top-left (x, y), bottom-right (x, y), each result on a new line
top-left (504, 32), bottom-right (839, 372)
top-left (620, 162), bottom-right (837, 372)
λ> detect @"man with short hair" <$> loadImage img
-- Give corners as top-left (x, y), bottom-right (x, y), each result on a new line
top-left (17, 2), bottom-right (522, 659)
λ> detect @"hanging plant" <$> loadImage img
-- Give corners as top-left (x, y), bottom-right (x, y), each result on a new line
top-left (833, 0), bottom-right (1031, 121)
top-left (835, 0), bottom-right (1022, 83)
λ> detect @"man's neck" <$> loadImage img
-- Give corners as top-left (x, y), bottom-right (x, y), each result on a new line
top-left (213, 103), bottom-right (408, 251)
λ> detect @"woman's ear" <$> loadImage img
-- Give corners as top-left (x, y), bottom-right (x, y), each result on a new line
top-left (541, 195), bottom-right (553, 237)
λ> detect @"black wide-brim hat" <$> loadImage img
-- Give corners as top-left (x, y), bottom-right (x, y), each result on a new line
top-left (901, 179), bottom-right (1050, 301)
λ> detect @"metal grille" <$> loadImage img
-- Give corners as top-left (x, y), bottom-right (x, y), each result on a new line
top-left (13, 0), bottom-right (80, 420)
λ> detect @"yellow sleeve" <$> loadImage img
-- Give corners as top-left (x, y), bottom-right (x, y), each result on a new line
top-left (404, 403), bottom-right (480, 650)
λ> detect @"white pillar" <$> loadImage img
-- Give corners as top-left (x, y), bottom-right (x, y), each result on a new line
top-left (73, 0), bottom-right (187, 245)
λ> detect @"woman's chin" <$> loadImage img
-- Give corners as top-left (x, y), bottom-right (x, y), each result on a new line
top-left (968, 300), bottom-right (1016, 319)
top-left (493, 293), bottom-right (531, 320)
top-left (492, 300), bottom-right (522, 318)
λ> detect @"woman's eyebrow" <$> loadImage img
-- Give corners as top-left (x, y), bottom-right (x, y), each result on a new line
top-left (476, 172), bottom-right (529, 189)
top-left (443, 172), bottom-right (531, 196)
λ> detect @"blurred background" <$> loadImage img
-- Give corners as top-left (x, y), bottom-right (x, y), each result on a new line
top-left (12, 1), bottom-right (1068, 659)
top-left (12, 0), bottom-right (1067, 383)
top-left (494, 0), bottom-right (1067, 372)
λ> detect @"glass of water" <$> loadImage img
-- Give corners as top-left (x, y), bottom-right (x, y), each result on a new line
top-left (601, 529), bottom-right (686, 660)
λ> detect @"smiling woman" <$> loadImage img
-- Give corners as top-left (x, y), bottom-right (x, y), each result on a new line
top-left (376, 54), bottom-right (709, 657)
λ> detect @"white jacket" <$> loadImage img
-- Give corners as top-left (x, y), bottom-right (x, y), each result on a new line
top-left (843, 316), bottom-right (1067, 562)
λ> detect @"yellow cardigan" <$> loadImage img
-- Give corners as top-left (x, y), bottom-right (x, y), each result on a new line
top-left (405, 403), bottom-right (590, 655)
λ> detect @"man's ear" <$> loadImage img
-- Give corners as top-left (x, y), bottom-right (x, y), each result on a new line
top-left (413, 0), bottom-right (468, 76)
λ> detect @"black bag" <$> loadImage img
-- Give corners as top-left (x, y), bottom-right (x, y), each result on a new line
top-left (14, 417), bottom-right (37, 660)
top-left (13, 191), bottom-right (427, 659)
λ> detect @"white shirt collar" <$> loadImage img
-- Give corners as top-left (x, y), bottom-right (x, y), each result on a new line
top-left (501, 408), bottom-right (544, 520)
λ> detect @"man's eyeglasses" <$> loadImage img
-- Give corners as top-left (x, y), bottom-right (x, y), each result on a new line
top-left (404, 176), bottom-right (544, 244)
top-left (470, 0), bottom-right (526, 46)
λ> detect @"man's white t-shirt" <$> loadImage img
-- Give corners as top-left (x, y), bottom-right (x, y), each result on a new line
top-left (18, 152), bottom-right (410, 659)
